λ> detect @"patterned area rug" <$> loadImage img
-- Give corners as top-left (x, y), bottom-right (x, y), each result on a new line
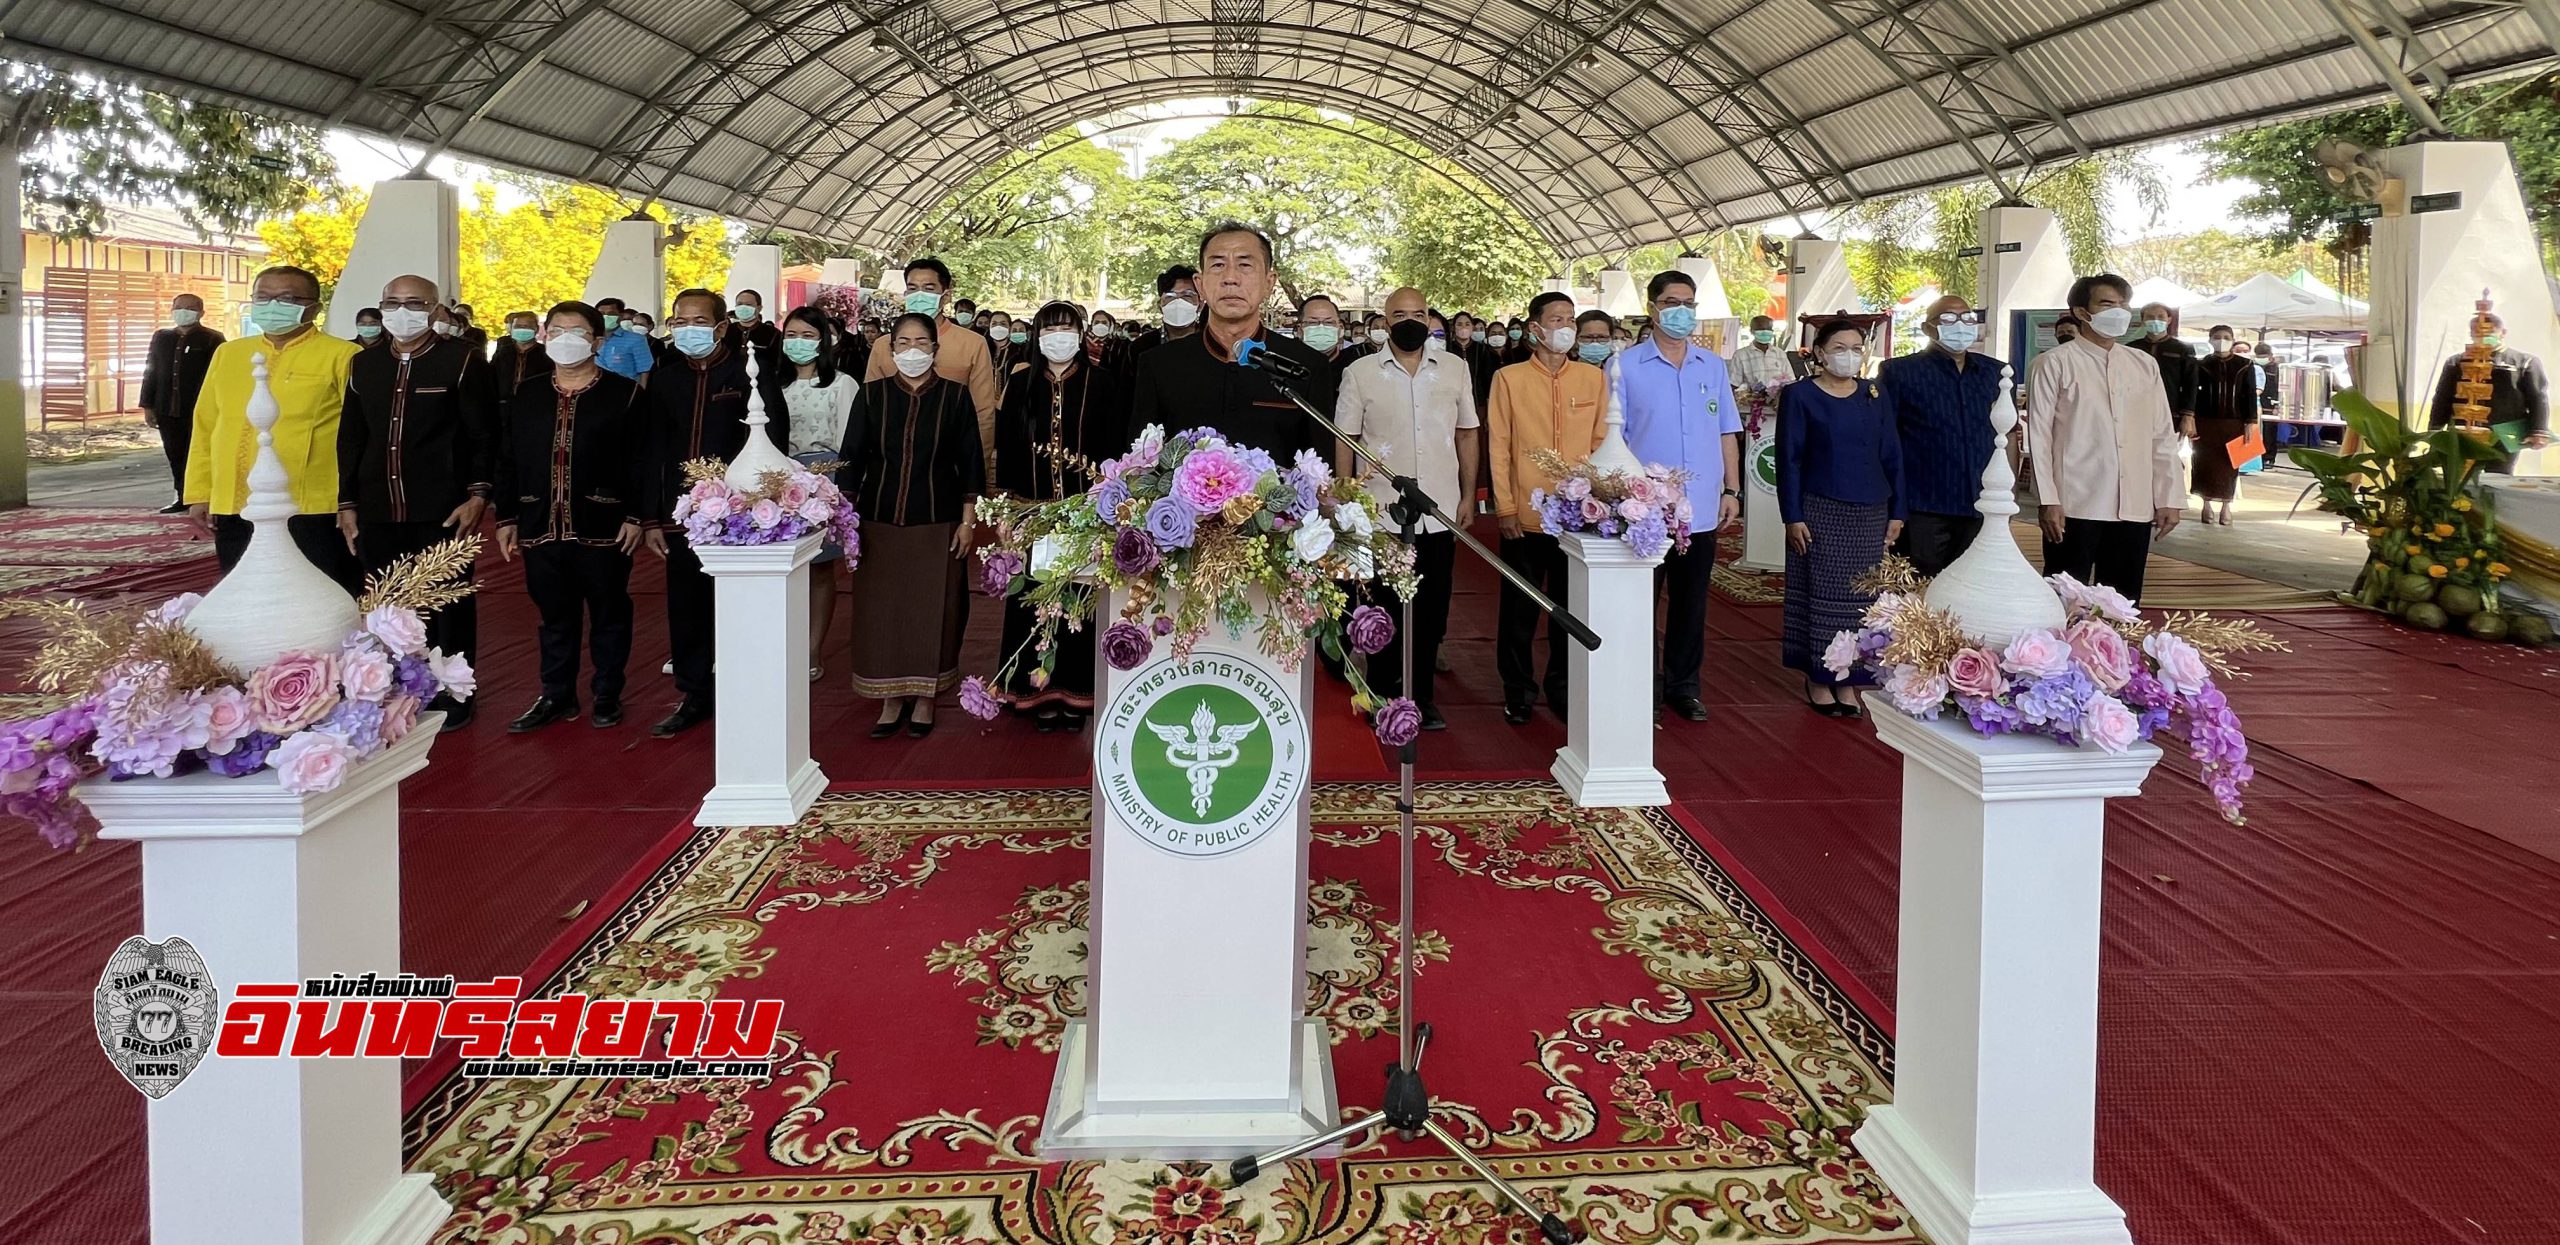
top-left (0, 506), bottom-right (209, 567)
top-left (1711, 531), bottom-right (1785, 605)
top-left (401, 781), bottom-right (1914, 1245)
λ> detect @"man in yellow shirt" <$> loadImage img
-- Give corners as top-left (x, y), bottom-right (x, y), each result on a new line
top-left (1486, 291), bottom-right (1608, 724)
top-left (185, 264), bottom-right (364, 593)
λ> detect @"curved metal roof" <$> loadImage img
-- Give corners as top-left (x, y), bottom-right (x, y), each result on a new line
top-left (5, 0), bottom-right (2553, 257)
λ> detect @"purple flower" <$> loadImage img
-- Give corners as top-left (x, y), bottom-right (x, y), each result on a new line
top-left (1626, 511), bottom-right (1670, 558)
top-left (1112, 526), bottom-right (1161, 577)
top-left (1091, 476), bottom-right (1130, 523)
top-left (1347, 605), bottom-right (1396, 655)
top-left (1143, 496), bottom-right (1198, 549)
top-left (1958, 694), bottom-right (2025, 734)
top-left (0, 726), bottom-right (35, 775)
top-left (1372, 697), bottom-right (1422, 746)
top-left (205, 731), bottom-right (281, 777)
top-left (318, 700), bottom-right (386, 755)
top-left (958, 676), bottom-right (1003, 720)
top-left (1101, 621), bottom-right (1154, 670)
top-left (1285, 470), bottom-right (1320, 517)
top-left (980, 548), bottom-right (1025, 596)
top-left (1152, 615), bottom-right (1175, 636)
top-left (394, 654), bottom-right (438, 701)
top-left (2014, 668), bottom-right (2095, 731)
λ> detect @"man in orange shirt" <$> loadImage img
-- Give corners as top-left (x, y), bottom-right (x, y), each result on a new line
top-left (866, 256), bottom-right (1002, 478)
top-left (1486, 291), bottom-right (1608, 724)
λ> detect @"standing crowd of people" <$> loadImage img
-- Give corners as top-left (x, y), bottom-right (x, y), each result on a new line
top-left (142, 239), bottom-right (2258, 742)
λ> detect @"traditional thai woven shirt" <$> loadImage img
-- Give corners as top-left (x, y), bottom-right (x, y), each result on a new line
top-left (2025, 335), bottom-right (2183, 523)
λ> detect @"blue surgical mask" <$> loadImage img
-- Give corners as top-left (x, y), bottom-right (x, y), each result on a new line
top-left (672, 324), bottom-right (717, 358)
top-left (1656, 306), bottom-right (1698, 339)
top-left (602, 314), bottom-right (621, 331)
top-left (1937, 323), bottom-right (1980, 352)
top-left (782, 338), bottom-right (821, 364)
top-left (1009, 330), bottom-right (1027, 344)
top-left (2142, 318), bottom-right (2169, 337)
top-left (1577, 341), bottom-right (1613, 365)
top-left (953, 311), bottom-right (976, 327)
top-left (355, 324), bottom-right (382, 340)
top-left (249, 299), bottom-right (308, 335)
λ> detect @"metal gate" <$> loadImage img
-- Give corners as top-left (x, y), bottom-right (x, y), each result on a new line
top-left (33, 268), bottom-right (225, 429)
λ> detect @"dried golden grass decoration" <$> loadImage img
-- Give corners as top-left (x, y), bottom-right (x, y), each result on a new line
top-left (357, 535), bottom-right (486, 614)
top-left (1853, 554), bottom-right (1925, 599)
top-left (127, 620), bottom-right (243, 693)
top-left (0, 596), bottom-right (134, 694)
top-left (1878, 599), bottom-right (1970, 672)
top-left (2140, 611), bottom-right (2290, 678)
top-left (678, 457), bottom-right (729, 487)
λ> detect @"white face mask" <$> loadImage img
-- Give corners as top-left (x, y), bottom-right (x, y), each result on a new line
top-left (893, 348), bottom-right (935, 378)
top-left (545, 331), bottom-right (594, 366)
top-left (2088, 306), bottom-right (2135, 338)
top-left (1824, 349), bottom-right (1863, 378)
top-left (1038, 330), bottom-right (1080, 362)
top-left (1160, 298), bottom-right (1201, 328)
top-left (1545, 326), bottom-right (1577, 353)
top-left (1088, 322), bottom-right (1112, 339)
top-left (171, 308), bottom-right (200, 327)
top-left (1936, 322), bottom-right (1980, 352)
top-left (1368, 328), bottom-right (1389, 345)
top-left (2211, 338), bottom-right (2234, 355)
top-left (381, 307), bottom-right (432, 340)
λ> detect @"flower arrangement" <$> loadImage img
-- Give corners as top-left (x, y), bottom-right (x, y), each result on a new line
top-left (670, 457), bottom-right (863, 557)
top-left (961, 425), bottom-right (1423, 741)
top-left (0, 539), bottom-right (484, 849)
top-left (1526, 449), bottom-right (1693, 559)
top-left (1824, 558), bottom-right (2286, 823)
top-left (2291, 390), bottom-right (2548, 645)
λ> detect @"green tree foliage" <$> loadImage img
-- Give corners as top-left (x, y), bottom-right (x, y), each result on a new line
top-left (1114, 105), bottom-right (1397, 304)
top-left (1835, 155), bottom-right (2162, 307)
top-left (5, 58), bottom-right (335, 239)
top-left (2106, 229), bottom-right (2295, 295)
top-left (906, 129), bottom-right (1130, 306)
top-left (2197, 71), bottom-right (2560, 263)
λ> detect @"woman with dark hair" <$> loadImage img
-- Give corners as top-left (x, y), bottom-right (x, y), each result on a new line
top-left (2189, 323), bottom-right (2259, 526)
top-left (1777, 318), bottom-right (1905, 718)
top-left (846, 312), bottom-right (984, 738)
top-left (992, 300), bottom-right (1129, 731)
top-left (491, 299), bottom-right (648, 734)
top-left (781, 306), bottom-right (865, 679)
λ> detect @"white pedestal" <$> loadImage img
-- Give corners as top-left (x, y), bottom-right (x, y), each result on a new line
top-left (84, 719), bottom-right (450, 1245)
top-left (1854, 711), bottom-right (2160, 1245)
top-left (1039, 586), bottom-right (1332, 1158)
top-left (693, 535), bottom-right (827, 827)
top-left (1552, 532), bottom-right (1669, 807)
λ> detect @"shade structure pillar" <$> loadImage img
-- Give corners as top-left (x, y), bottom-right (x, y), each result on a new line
top-left (1976, 207), bottom-right (2071, 364)
top-left (692, 535), bottom-right (827, 827)
top-left (1552, 532), bottom-right (1669, 806)
top-left (727, 242), bottom-right (783, 316)
top-left (819, 257), bottom-right (865, 292)
top-left (1597, 267), bottom-right (1639, 317)
top-left (1853, 710), bottom-right (2160, 1245)
top-left (2368, 141), bottom-right (2558, 472)
top-left (1041, 584), bottom-right (1332, 1158)
top-left (583, 217), bottom-right (666, 323)
top-left (1785, 237), bottom-right (1856, 325)
top-left (83, 721), bottom-right (450, 1245)
top-left (1543, 275), bottom-right (1570, 295)
top-left (326, 178), bottom-right (461, 339)
top-left (0, 137), bottom-right (27, 508)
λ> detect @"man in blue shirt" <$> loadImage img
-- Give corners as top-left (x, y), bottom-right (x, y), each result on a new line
top-left (1876, 295), bottom-right (2005, 575)
top-left (1611, 270), bottom-right (1744, 721)
top-left (592, 296), bottom-right (656, 382)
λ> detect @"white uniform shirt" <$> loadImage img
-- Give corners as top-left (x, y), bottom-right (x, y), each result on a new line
top-left (1334, 349), bottom-right (1481, 535)
top-left (2026, 336), bottom-right (2183, 523)
top-left (1728, 343), bottom-right (1797, 392)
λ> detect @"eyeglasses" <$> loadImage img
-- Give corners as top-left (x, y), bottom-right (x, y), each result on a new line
top-left (378, 297), bottom-right (433, 312)
top-left (260, 293), bottom-right (319, 307)
top-left (1928, 311), bottom-right (1984, 325)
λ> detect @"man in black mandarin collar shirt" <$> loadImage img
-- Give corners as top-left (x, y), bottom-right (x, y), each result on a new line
top-left (1129, 222), bottom-right (1337, 461)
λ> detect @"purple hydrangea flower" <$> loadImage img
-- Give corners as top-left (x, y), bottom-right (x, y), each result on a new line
top-left (1346, 605), bottom-right (1397, 656)
top-left (206, 731), bottom-right (281, 777)
top-left (394, 654), bottom-right (438, 701)
top-left (318, 700), bottom-right (386, 754)
top-left (1957, 694), bottom-right (2025, 734)
top-left (2014, 668), bottom-right (2096, 731)
top-left (1101, 621), bottom-right (1154, 670)
top-left (1372, 697), bottom-right (1422, 746)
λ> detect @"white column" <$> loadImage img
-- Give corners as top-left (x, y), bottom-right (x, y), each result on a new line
top-left (1597, 266), bottom-right (1639, 317)
top-left (1739, 430), bottom-right (1785, 571)
top-left (1853, 710), bottom-right (2160, 1245)
top-left (692, 535), bottom-right (827, 826)
top-left (727, 242), bottom-right (784, 315)
top-left (819, 257), bottom-right (865, 291)
top-left (2368, 141), bottom-right (2558, 473)
top-left (0, 137), bottom-right (26, 508)
top-left (1786, 237), bottom-right (1856, 324)
top-left (1543, 275), bottom-right (1569, 295)
top-left (1677, 253), bottom-right (1733, 321)
top-left (583, 217), bottom-right (666, 323)
top-left (1975, 206), bottom-right (2072, 364)
top-left (84, 723), bottom-right (451, 1245)
top-left (327, 177), bottom-right (461, 338)
top-left (1552, 532), bottom-right (1670, 806)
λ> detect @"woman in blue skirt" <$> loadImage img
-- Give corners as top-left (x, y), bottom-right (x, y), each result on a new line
top-left (1779, 319), bottom-right (1905, 718)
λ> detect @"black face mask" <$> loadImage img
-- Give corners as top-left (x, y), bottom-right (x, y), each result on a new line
top-left (1388, 320), bottom-right (1429, 352)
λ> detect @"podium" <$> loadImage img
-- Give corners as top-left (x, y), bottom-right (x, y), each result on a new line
top-left (693, 533), bottom-right (827, 827)
top-left (1038, 586), bottom-right (1336, 1158)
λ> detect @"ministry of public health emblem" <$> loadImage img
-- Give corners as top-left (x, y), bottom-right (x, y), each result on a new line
top-left (1100, 653), bottom-right (1309, 857)
top-left (1750, 426), bottom-right (1780, 495)
top-left (95, 935), bottom-right (217, 1098)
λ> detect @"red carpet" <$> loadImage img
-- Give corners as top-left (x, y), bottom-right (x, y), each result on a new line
top-left (5, 504), bottom-right (2560, 1244)
top-left (399, 781), bottom-right (1917, 1244)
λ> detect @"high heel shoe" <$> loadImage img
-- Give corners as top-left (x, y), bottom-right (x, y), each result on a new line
top-left (869, 702), bottom-right (911, 739)
top-left (1803, 678), bottom-right (1843, 717)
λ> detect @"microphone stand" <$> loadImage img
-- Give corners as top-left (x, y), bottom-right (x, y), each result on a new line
top-left (1233, 362), bottom-right (1593, 1245)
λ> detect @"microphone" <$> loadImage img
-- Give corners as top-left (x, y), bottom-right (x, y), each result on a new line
top-left (1234, 336), bottom-right (1312, 381)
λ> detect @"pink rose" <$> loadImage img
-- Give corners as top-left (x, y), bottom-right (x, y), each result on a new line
top-left (380, 695), bottom-right (420, 745)
top-left (2051, 573), bottom-right (2138, 622)
top-left (2066, 620), bottom-right (2134, 692)
top-left (149, 592), bottom-right (203, 626)
top-left (1617, 498), bottom-right (1654, 522)
top-left (795, 496), bottom-right (831, 525)
top-left (248, 651), bottom-right (341, 734)
top-left (1579, 497), bottom-right (1608, 524)
top-left (2000, 629), bottom-right (2071, 679)
top-left (200, 685), bottom-right (254, 756)
top-left (2142, 633), bottom-right (2211, 696)
top-left (1883, 664), bottom-right (1950, 717)
top-left (1822, 629), bottom-right (1863, 678)
top-left (2081, 691), bottom-right (2140, 753)
top-left (695, 490), bottom-right (731, 521)
top-left (777, 482), bottom-right (811, 512)
top-left (749, 498), bottom-right (783, 528)
top-left (364, 605), bottom-right (428, 656)
top-left (1946, 646), bottom-right (2004, 699)
top-left (340, 645), bottom-right (396, 704)
top-left (269, 730), bottom-right (355, 795)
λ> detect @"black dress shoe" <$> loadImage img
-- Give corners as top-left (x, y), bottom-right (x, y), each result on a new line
top-left (869, 703), bottom-right (911, 739)
top-left (1546, 688), bottom-right (1569, 723)
top-left (156, 500), bottom-right (188, 515)
top-left (650, 699), bottom-right (713, 737)
top-left (438, 701), bottom-right (475, 732)
top-left (907, 715), bottom-right (937, 739)
top-left (508, 697), bottom-right (578, 733)
top-left (1504, 702), bottom-right (1532, 725)
top-left (590, 698), bottom-right (624, 728)
top-left (1420, 708), bottom-right (1447, 732)
top-left (1668, 696), bottom-right (1711, 722)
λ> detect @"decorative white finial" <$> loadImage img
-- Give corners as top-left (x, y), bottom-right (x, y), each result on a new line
top-left (1586, 351), bottom-right (1645, 476)
top-left (1921, 360), bottom-right (2066, 646)
top-left (724, 341), bottom-right (798, 491)
top-left (183, 353), bottom-right (364, 670)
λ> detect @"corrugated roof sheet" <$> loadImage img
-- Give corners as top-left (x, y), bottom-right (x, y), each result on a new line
top-left (0, 0), bottom-right (2547, 255)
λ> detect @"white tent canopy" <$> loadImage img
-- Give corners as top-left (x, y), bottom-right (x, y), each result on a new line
top-left (2180, 273), bottom-right (2371, 332)
top-left (2130, 277), bottom-right (2205, 311)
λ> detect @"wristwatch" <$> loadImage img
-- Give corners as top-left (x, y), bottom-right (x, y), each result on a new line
top-left (1721, 487), bottom-right (1741, 499)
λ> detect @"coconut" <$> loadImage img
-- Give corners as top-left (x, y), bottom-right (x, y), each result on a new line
top-left (2404, 602), bottom-right (2449, 631)
top-left (2394, 573), bottom-right (2438, 604)
top-left (2437, 584), bottom-right (2482, 617)
top-left (2467, 610), bottom-right (2509, 641)
top-left (2512, 613), bottom-right (2555, 647)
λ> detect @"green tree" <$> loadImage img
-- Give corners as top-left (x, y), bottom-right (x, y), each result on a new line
top-left (6, 58), bottom-right (336, 239)
top-left (1835, 155), bottom-right (2162, 307)
top-left (258, 186), bottom-right (369, 303)
top-left (2107, 230), bottom-right (2292, 295)
top-left (1380, 159), bottom-right (1559, 314)
top-left (1116, 105), bottom-right (1399, 304)
top-left (908, 129), bottom-right (1128, 305)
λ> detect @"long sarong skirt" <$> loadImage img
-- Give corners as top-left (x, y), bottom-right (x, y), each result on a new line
top-left (849, 521), bottom-right (965, 698)
top-left (1783, 494), bottom-right (1889, 687)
